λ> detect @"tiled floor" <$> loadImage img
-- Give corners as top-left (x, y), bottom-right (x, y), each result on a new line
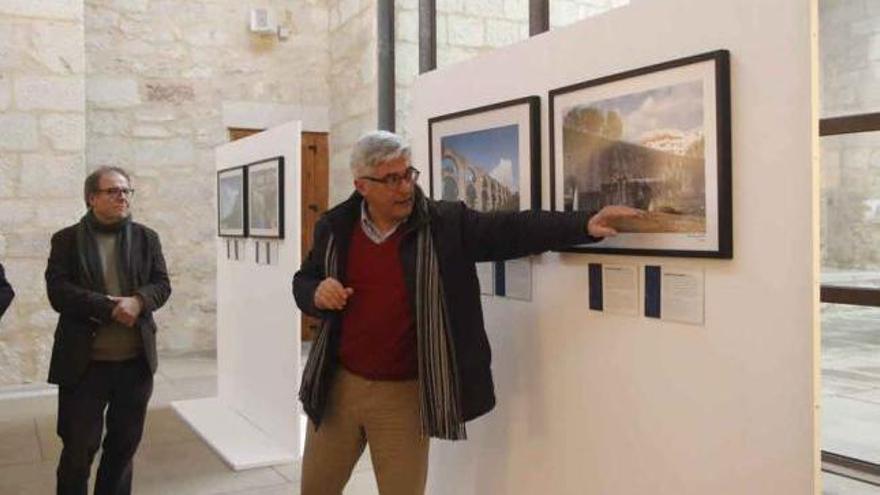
top-left (1, 352), bottom-right (878, 494)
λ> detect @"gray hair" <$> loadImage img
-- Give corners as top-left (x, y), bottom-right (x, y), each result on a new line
top-left (84, 166), bottom-right (131, 207)
top-left (349, 130), bottom-right (411, 178)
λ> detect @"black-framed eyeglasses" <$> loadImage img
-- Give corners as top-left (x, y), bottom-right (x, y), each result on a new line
top-left (96, 187), bottom-right (135, 198)
top-left (359, 167), bottom-right (420, 188)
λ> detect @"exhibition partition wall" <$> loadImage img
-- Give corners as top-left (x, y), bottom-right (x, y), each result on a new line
top-left (410, 0), bottom-right (818, 493)
top-left (173, 121), bottom-right (302, 470)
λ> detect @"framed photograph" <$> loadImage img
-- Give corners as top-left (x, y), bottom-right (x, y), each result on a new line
top-left (247, 156), bottom-right (285, 239)
top-left (428, 95), bottom-right (540, 210)
top-left (428, 96), bottom-right (540, 300)
top-left (550, 49), bottom-right (732, 258)
top-left (217, 166), bottom-right (247, 237)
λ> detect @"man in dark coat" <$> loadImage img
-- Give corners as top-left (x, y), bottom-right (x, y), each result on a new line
top-left (46, 166), bottom-right (171, 495)
top-left (0, 262), bottom-right (13, 320)
top-left (293, 130), bottom-right (639, 494)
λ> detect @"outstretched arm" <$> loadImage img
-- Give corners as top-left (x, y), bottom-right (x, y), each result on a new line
top-left (460, 204), bottom-right (643, 262)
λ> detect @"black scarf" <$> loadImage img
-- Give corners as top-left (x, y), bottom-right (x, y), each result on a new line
top-left (75, 210), bottom-right (134, 295)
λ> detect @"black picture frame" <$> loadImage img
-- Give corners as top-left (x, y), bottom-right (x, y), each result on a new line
top-left (428, 95), bottom-right (541, 211)
top-left (246, 156), bottom-right (285, 239)
top-left (428, 96), bottom-right (540, 301)
top-left (549, 49), bottom-right (732, 258)
top-left (217, 165), bottom-right (248, 237)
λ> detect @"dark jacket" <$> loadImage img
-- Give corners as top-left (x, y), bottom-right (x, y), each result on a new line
top-left (45, 220), bottom-right (171, 386)
top-left (0, 262), bottom-right (13, 320)
top-left (293, 191), bottom-right (596, 424)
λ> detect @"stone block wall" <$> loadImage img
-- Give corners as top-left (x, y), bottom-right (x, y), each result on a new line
top-left (0, 0), bottom-right (332, 386)
top-left (0, 1), bottom-right (86, 385)
top-left (83, 0), bottom-right (331, 359)
top-left (328, 0), bottom-right (378, 205)
top-left (549, 0), bottom-right (629, 29)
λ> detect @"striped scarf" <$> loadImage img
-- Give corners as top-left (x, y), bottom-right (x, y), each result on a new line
top-left (299, 197), bottom-right (467, 440)
top-left (298, 233), bottom-right (339, 420)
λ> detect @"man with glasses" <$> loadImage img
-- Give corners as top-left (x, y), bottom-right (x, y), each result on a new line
top-left (293, 131), bottom-right (640, 494)
top-left (45, 166), bottom-right (171, 494)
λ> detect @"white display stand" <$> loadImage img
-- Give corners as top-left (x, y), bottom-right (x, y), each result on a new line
top-left (172, 121), bottom-right (303, 470)
top-left (410, 0), bottom-right (818, 493)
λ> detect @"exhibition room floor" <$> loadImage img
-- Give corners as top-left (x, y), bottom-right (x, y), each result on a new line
top-left (0, 352), bottom-right (378, 495)
top-left (0, 352), bottom-right (876, 494)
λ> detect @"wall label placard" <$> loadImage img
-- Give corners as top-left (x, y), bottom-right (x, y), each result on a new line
top-left (644, 265), bottom-right (705, 325)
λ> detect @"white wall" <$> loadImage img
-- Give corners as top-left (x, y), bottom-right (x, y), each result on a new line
top-left (408, 0), bottom-right (818, 493)
top-left (214, 121), bottom-right (302, 457)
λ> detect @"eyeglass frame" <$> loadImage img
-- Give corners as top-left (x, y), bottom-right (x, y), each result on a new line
top-left (95, 187), bottom-right (136, 198)
top-left (358, 166), bottom-right (420, 188)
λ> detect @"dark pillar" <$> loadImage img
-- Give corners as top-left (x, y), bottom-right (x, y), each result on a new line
top-left (378, 0), bottom-right (395, 131)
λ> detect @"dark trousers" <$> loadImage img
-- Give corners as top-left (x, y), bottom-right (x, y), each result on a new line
top-left (56, 358), bottom-right (153, 495)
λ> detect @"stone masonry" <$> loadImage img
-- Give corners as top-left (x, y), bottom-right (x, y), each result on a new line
top-left (0, 0), bottom-right (86, 386)
top-left (0, 0), bottom-right (332, 386)
top-left (328, 0), bottom-right (378, 205)
top-left (83, 0), bottom-right (331, 361)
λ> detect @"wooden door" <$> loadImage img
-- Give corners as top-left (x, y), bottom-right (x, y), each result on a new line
top-left (228, 127), bottom-right (262, 141)
top-left (300, 132), bottom-right (329, 341)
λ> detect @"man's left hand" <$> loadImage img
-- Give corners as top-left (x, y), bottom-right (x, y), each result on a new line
top-left (587, 205), bottom-right (645, 238)
top-left (109, 296), bottom-right (143, 327)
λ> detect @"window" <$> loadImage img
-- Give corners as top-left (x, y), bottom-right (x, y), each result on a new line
top-left (819, 0), bottom-right (880, 483)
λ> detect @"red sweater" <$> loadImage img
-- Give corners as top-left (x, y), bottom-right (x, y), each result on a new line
top-left (339, 225), bottom-right (417, 380)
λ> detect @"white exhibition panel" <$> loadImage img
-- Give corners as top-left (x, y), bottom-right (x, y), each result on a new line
top-left (172, 120), bottom-right (302, 470)
top-left (409, 0), bottom-right (818, 494)
top-left (173, 397), bottom-right (296, 470)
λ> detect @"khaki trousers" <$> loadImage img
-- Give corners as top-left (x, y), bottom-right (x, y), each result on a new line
top-left (301, 368), bottom-right (429, 495)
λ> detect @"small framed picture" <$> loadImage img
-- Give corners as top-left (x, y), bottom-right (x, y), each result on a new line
top-left (247, 156), bottom-right (285, 239)
top-left (428, 96), bottom-right (540, 300)
top-left (217, 166), bottom-right (247, 237)
top-left (428, 95), bottom-right (541, 211)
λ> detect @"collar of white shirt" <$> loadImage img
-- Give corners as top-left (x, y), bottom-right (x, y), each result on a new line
top-left (360, 200), bottom-right (403, 244)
